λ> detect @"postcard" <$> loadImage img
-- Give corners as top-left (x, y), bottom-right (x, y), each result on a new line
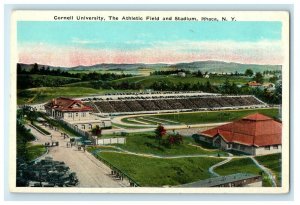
top-left (10, 10), bottom-right (289, 193)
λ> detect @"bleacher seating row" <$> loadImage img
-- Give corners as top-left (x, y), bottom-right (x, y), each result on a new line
top-left (84, 96), bottom-right (264, 114)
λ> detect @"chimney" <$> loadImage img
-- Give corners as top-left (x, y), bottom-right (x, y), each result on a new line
top-left (52, 98), bottom-right (57, 105)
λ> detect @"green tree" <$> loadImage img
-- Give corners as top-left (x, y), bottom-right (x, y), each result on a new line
top-left (92, 125), bottom-right (102, 137)
top-left (222, 79), bottom-right (231, 94)
top-left (245, 69), bottom-right (254, 77)
top-left (230, 82), bottom-right (239, 95)
top-left (195, 70), bottom-right (203, 78)
top-left (269, 76), bottom-right (279, 84)
top-left (31, 63), bottom-right (39, 74)
top-left (205, 81), bottom-right (213, 92)
top-left (155, 124), bottom-right (167, 144)
top-left (253, 72), bottom-right (264, 84)
top-left (17, 64), bottom-right (22, 74)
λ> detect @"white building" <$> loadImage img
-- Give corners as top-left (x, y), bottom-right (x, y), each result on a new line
top-left (44, 97), bottom-right (111, 131)
top-left (177, 72), bottom-right (186, 77)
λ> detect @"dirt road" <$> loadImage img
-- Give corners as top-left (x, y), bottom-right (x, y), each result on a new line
top-left (28, 123), bottom-right (128, 188)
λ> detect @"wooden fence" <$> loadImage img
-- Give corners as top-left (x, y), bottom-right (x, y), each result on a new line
top-left (97, 137), bottom-right (126, 145)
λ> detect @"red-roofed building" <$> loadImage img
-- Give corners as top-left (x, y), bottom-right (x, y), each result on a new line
top-left (196, 113), bottom-right (282, 155)
top-left (44, 97), bottom-right (111, 131)
top-left (247, 81), bottom-right (262, 87)
top-left (45, 97), bottom-right (93, 119)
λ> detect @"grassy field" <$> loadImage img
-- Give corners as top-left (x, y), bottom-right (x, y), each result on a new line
top-left (94, 152), bottom-right (223, 187)
top-left (65, 74), bottom-right (252, 89)
top-left (214, 158), bottom-right (273, 187)
top-left (103, 132), bottom-right (228, 156)
top-left (255, 153), bottom-right (282, 186)
top-left (17, 87), bottom-right (135, 105)
top-left (26, 144), bottom-right (47, 161)
top-left (111, 122), bottom-right (151, 129)
top-left (112, 74), bottom-right (252, 86)
top-left (122, 108), bottom-right (279, 125)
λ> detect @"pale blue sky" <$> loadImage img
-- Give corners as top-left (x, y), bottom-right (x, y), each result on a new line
top-left (17, 21), bottom-right (283, 66)
top-left (18, 21), bottom-right (282, 49)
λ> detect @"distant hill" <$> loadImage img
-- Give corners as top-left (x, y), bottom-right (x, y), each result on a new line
top-left (69, 63), bottom-right (169, 71)
top-left (170, 61), bottom-right (282, 73)
top-left (18, 61), bottom-right (281, 73)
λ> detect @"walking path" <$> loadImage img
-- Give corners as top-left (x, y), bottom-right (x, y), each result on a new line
top-left (98, 146), bottom-right (277, 187)
top-left (27, 122), bottom-right (128, 188)
top-left (27, 123), bottom-right (278, 187)
top-left (250, 157), bottom-right (277, 187)
top-left (208, 153), bottom-right (233, 177)
top-left (99, 146), bottom-right (236, 160)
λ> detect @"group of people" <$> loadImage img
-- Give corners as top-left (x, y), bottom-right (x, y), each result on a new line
top-left (66, 142), bottom-right (73, 148)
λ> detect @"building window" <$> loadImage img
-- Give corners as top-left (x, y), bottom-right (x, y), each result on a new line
top-left (89, 124), bottom-right (92, 130)
top-left (76, 113), bottom-right (78, 117)
top-left (232, 143), bottom-right (239, 149)
top-left (238, 144), bottom-right (246, 151)
top-left (264, 146), bottom-right (270, 150)
top-left (81, 112), bottom-right (86, 117)
top-left (68, 113), bottom-right (72, 117)
top-left (81, 124), bottom-right (85, 130)
top-left (273, 145), bottom-right (279, 149)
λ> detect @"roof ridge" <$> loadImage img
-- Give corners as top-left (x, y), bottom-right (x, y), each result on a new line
top-left (242, 113), bottom-right (272, 121)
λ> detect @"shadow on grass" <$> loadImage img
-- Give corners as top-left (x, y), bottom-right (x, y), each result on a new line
top-left (146, 135), bottom-right (156, 140)
top-left (226, 149), bottom-right (251, 156)
top-left (191, 134), bottom-right (216, 149)
top-left (144, 142), bottom-right (165, 152)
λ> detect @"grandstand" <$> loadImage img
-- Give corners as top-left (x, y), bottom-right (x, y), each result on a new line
top-left (80, 92), bottom-right (267, 115)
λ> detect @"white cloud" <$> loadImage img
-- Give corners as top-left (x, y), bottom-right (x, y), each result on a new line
top-left (70, 37), bottom-right (105, 45)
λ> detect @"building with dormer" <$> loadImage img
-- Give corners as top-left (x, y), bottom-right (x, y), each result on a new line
top-left (44, 97), bottom-right (111, 131)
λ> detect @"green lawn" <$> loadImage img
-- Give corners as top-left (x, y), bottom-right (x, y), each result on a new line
top-left (111, 74), bottom-right (252, 87)
top-left (120, 117), bottom-right (148, 125)
top-left (255, 153), bottom-right (282, 186)
top-left (123, 108), bottom-right (279, 125)
top-left (110, 132), bottom-right (228, 156)
top-left (134, 117), bottom-right (159, 125)
top-left (214, 158), bottom-right (273, 187)
top-left (31, 121), bottom-right (51, 135)
top-left (134, 116), bottom-right (180, 125)
top-left (95, 152), bottom-right (223, 187)
top-left (26, 144), bottom-right (47, 161)
top-left (111, 122), bottom-right (152, 129)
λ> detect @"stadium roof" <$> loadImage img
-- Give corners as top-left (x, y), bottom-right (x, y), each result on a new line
top-left (200, 113), bottom-right (282, 147)
top-left (45, 97), bottom-right (93, 112)
top-left (180, 173), bottom-right (261, 187)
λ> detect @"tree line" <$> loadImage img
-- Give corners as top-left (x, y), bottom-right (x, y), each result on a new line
top-left (17, 63), bottom-right (132, 86)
